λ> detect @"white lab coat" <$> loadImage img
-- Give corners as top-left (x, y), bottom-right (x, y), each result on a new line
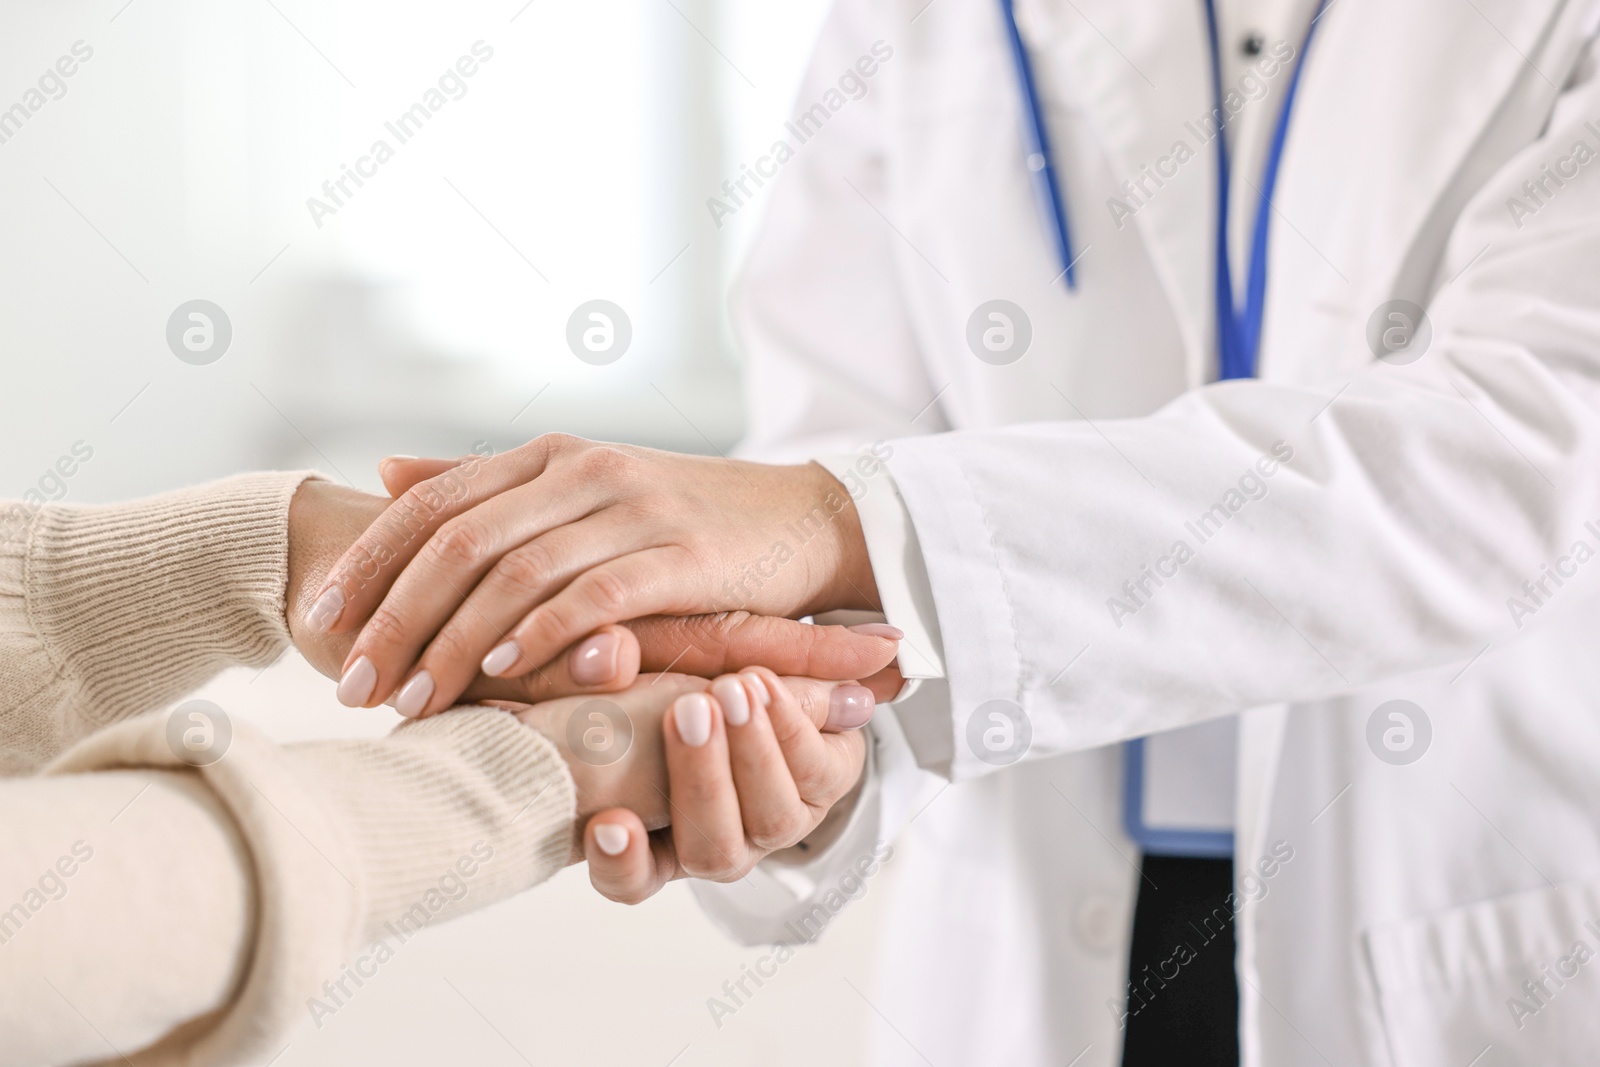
top-left (695, 0), bottom-right (1600, 1064)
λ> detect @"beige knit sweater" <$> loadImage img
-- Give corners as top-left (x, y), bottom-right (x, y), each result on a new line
top-left (0, 472), bottom-right (576, 1066)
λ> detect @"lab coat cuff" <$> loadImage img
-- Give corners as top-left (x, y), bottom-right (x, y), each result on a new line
top-left (881, 441), bottom-right (1025, 780)
top-left (817, 451), bottom-right (946, 681)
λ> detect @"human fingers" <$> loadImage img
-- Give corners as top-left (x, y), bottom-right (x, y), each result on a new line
top-left (747, 668), bottom-right (872, 810)
top-left (585, 811), bottom-right (684, 905)
top-left (712, 673), bottom-right (813, 851)
top-left (316, 435), bottom-right (881, 647)
top-left (628, 614), bottom-right (902, 682)
top-left (378, 456), bottom-right (461, 498)
top-left (457, 615), bottom-right (898, 718)
top-left (344, 511), bottom-right (650, 712)
top-left (487, 546), bottom-right (750, 680)
top-left (663, 690), bottom-right (755, 880)
top-left (671, 673), bottom-right (869, 868)
top-left (860, 661), bottom-right (906, 704)
top-left (457, 624), bottom-right (642, 711)
top-left (308, 435), bottom-right (584, 635)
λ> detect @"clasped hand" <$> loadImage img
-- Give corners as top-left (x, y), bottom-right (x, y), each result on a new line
top-left (286, 437), bottom-right (896, 902)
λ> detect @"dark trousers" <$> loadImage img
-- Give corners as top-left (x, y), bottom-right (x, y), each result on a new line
top-left (1119, 856), bottom-right (1240, 1067)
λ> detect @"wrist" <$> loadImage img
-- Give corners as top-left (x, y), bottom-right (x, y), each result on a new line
top-left (513, 678), bottom-right (695, 860)
top-left (504, 703), bottom-right (583, 863)
top-left (300, 708), bottom-right (577, 937)
top-left (804, 462), bottom-right (880, 614)
top-left (286, 480), bottom-right (389, 679)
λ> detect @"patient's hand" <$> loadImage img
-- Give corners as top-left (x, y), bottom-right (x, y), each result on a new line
top-left (509, 667), bottom-right (874, 881)
top-left (286, 480), bottom-right (389, 679)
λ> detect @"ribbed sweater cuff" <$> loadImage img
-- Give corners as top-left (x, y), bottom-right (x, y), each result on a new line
top-left (293, 707), bottom-right (579, 944)
top-left (23, 471), bottom-right (317, 726)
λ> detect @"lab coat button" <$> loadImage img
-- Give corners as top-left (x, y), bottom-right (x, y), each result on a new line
top-left (1074, 894), bottom-right (1122, 956)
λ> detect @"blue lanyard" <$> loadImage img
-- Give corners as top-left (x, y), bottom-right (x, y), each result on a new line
top-left (1000, 0), bottom-right (1078, 288)
top-left (1001, 0), bottom-right (1326, 341)
top-left (1205, 0), bottom-right (1328, 379)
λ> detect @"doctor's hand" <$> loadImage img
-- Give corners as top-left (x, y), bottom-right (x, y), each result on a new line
top-left (289, 479), bottom-right (639, 702)
top-left (287, 477), bottom-right (895, 709)
top-left (306, 437), bottom-right (884, 718)
top-left (566, 667), bottom-right (874, 902)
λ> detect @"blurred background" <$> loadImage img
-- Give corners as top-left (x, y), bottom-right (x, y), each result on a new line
top-left (0, 1), bottom-right (903, 1063)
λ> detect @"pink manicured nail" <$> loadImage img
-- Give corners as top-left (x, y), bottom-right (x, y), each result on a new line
top-left (570, 632), bottom-right (620, 686)
top-left (337, 656), bottom-right (376, 706)
top-left (848, 623), bottom-right (904, 639)
top-left (482, 642), bottom-right (521, 677)
top-left (741, 672), bottom-right (771, 707)
top-left (308, 586), bottom-right (345, 632)
top-left (593, 823), bottom-right (629, 856)
top-left (395, 671), bottom-right (435, 718)
top-left (675, 693), bottom-right (713, 747)
top-left (713, 676), bottom-right (750, 727)
top-left (826, 685), bottom-right (875, 731)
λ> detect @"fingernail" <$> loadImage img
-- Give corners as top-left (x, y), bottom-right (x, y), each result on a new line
top-left (848, 623), bottom-right (904, 640)
top-left (569, 632), bottom-right (620, 686)
top-left (741, 672), bottom-right (771, 707)
top-left (593, 823), bottom-right (629, 856)
top-left (384, 454), bottom-right (419, 463)
top-left (395, 671), bottom-right (435, 718)
top-left (482, 642), bottom-right (521, 677)
top-left (675, 693), bottom-right (713, 747)
top-left (308, 585), bottom-right (345, 633)
top-left (826, 685), bottom-right (876, 731)
top-left (336, 656), bottom-right (376, 707)
top-left (713, 676), bottom-right (750, 727)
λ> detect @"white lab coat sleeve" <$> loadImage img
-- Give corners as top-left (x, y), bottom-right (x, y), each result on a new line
top-left (886, 40), bottom-right (1600, 779)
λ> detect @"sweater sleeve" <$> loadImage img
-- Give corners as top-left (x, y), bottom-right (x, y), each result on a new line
top-left (0, 471), bottom-right (577, 1067)
top-left (0, 471), bottom-right (314, 774)
top-left (0, 706), bottom-right (575, 1067)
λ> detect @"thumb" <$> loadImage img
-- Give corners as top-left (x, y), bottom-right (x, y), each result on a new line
top-left (378, 455), bottom-right (463, 498)
top-left (741, 667), bottom-right (877, 735)
top-left (860, 662), bottom-right (905, 704)
top-left (464, 624), bottom-right (642, 707)
top-left (628, 613), bottom-right (900, 680)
